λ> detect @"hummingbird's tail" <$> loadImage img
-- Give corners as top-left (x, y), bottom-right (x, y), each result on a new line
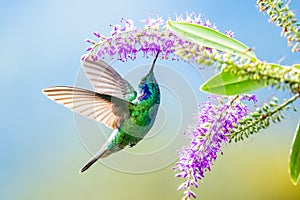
top-left (80, 145), bottom-right (122, 173)
top-left (80, 148), bottom-right (108, 173)
top-left (80, 156), bottom-right (100, 173)
top-left (79, 130), bottom-right (122, 173)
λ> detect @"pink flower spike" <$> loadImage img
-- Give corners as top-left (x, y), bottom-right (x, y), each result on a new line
top-left (86, 47), bottom-right (92, 52)
top-left (225, 30), bottom-right (235, 38)
top-left (93, 32), bottom-right (101, 38)
top-left (85, 39), bottom-right (95, 44)
top-left (83, 13), bottom-right (235, 64)
top-left (174, 95), bottom-right (256, 199)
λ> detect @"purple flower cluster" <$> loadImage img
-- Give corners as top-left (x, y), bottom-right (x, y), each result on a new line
top-left (82, 13), bottom-right (232, 62)
top-left (173, 95), bottom-right (257, 199)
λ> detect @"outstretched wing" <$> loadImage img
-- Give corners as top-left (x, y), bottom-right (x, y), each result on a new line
top-left (82, 59), bottom-right (137, 102)
top-left (42, 86), bottom-right (133, 129)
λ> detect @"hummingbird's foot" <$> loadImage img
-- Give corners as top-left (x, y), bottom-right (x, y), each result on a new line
top-left (129, 142), bottom-right (136, 148)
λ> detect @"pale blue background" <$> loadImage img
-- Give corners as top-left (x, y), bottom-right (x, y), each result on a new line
top-left (1, 0), bottom-right (300, 199)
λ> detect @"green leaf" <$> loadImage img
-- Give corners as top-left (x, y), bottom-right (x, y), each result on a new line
top-left (268, 63), bottom-right (284, 69)
top-left (167, 20), bottom-right (258, 60)
top-left (200, 71), bottom-right (266, 95)
top-left (200, 62), bottom-right (285, 95)
top-left (293, 64), bottom-right (300, 70)
top-left (289, 120), bottom-right (300, 185)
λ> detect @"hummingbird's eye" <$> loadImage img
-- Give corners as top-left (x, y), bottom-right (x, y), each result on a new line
top-left (139, 79), bottom-right (146, 88)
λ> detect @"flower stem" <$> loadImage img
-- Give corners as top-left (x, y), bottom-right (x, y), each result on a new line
top-left (230, 93), bottom-right (300, 140)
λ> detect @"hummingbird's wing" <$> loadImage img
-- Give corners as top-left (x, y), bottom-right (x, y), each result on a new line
top-left (43, 86), bottom-right (133, 129)
top-left (82, 59), bottom-right (137, 102)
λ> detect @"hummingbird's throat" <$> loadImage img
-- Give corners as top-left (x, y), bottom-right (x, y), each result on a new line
top-left (138, 85), bottom-right (151, 101)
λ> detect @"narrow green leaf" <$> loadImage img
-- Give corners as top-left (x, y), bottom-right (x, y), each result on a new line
top-left (268, 63), bottom-right (284, 70)
top-left (200, 71), bottom-right (266, 95)
top-left (293, 64), bottom-right (300, 70)
top-left (200, 62), bottom-right (285, 95)
top-left (289, 120), bottom-right (300, 185)
top-left (167, 20), bottom-right (258, 60)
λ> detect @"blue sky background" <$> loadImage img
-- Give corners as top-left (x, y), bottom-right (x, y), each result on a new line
top-left (1, 0), bottom-right (300, 199)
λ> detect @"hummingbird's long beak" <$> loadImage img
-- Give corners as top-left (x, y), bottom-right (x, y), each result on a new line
top-left (149, 51), bottom-right (160, 73)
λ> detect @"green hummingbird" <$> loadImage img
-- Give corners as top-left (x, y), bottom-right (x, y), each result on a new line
top-left (42, 53), bottom-right (160, 173)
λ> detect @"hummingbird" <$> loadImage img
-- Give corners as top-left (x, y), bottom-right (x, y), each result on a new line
top-left (42, 53), bottom-right (160, 173)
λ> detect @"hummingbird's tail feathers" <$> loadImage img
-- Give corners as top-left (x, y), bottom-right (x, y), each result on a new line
top-left (79, 147), bottom-right (109, 173)
top-left (79, 147), bottom-right (121, 173)
top-left (80, 157), bottom-right (99, 173)
top-left (79, 129), bottom-right (122, 173)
